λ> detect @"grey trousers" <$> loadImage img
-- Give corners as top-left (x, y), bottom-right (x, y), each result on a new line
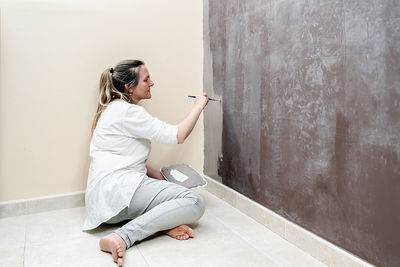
top-left (106, 176), bottom-right (205, 248)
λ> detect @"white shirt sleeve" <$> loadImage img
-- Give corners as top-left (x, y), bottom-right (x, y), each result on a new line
top-left (123, 105), bottom-right (178, 145)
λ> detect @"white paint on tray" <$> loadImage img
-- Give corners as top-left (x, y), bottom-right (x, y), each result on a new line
top-left (170, 169), bottom-right (189, 182)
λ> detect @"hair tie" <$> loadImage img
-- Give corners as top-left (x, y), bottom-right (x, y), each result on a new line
top-left (110, 67), bottom-right (114, 74)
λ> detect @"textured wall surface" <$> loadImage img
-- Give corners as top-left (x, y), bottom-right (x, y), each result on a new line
top-left (203, 1), bottom-right (400, 266)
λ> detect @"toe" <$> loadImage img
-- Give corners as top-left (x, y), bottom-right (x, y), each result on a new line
top-left (117, 257), bottom-right (124, 266)
top-left (187, 229), bottom-right (195, 237)
top-left (177, 234), bottom-right (188, 240)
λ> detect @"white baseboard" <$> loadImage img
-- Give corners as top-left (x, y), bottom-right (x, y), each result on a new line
top-left (202, 175), bottom-right (375, 267)
top-left (0, 191), bottom-right (85, 218)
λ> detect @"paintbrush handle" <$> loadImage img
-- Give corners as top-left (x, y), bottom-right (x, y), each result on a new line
top-left (188, 95), bottom-right (220, 101)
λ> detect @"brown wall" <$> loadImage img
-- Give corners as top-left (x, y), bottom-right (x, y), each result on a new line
top-left (203, 1), bottom-right (400, 266)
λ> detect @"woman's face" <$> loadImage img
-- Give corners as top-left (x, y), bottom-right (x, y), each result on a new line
top-left (129, 65), bottom-right (154, 103)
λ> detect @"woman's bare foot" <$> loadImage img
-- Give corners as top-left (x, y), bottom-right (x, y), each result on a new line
top-left (99, 233), bottom-right (127, 266)
top-left (164, 224), bottom-right (195, 240)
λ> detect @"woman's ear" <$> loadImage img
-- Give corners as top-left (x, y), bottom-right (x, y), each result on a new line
top-left (125, 84), bottom-right (133, 93)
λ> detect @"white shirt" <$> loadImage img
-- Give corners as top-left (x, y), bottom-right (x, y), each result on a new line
top-left (83, 101), bottom-right (178, 230)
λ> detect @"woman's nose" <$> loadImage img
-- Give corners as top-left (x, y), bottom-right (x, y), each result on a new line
top-left (150, 79), bottom-right (154, 86)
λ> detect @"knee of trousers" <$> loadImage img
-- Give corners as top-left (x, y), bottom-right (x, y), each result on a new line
top-left (186, 192), bottom-right (205, 221)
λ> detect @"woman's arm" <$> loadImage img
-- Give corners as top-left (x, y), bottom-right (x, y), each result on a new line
top-left (146, 165), bottom-right (165, 180)
top-left (146, 94), bottom-right (208, 179)
top-left (177, 93), bottom-right (209, 144)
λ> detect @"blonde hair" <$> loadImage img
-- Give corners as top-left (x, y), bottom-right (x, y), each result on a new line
top-left (91, 59), bottom-right (144, 134)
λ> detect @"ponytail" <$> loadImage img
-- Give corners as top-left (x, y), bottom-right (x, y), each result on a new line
top-left (91, 59), bottom-right (144, 135)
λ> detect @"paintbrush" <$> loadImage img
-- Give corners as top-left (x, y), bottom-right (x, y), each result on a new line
top-left (188, 95), bottom-right (221, 102)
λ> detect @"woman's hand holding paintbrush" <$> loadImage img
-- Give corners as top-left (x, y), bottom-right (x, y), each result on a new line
top-left (190, 93), bottom-right (209, 110)
top-left (188, 95), bottom-right (221, 102)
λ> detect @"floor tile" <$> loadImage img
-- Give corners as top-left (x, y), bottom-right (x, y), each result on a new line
top-left (0, 215), bottom-right (27, 251)
top-left (24, 236), bottom-right (148, 267)
top-left (25, 207), bottom-right (87, 246)
top-left (136, 210), bottom-right (278, 267)
top-left (0, 248), bottom-right (24, 267)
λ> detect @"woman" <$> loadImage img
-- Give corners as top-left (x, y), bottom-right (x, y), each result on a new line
top-left (83, 59), bottom-right (209, 266)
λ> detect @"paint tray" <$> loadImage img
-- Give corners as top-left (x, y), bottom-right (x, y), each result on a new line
top-left (160, 164), bottom-right (207, 189)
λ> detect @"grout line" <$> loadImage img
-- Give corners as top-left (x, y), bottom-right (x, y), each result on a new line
top-left (136, 244), bottom-right (150, 267)
top-left (22, 216), bottom-right (27, 267)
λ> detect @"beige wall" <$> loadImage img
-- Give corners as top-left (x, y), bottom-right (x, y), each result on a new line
top-left (0, 0), bottom-right (203, 202)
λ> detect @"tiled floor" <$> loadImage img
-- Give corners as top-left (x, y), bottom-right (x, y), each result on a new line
top-left (0, 188), bottom-right (326, 267)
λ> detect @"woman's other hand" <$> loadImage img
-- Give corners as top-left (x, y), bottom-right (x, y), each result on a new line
top-left (146, 165), bottom-right (165, 180)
